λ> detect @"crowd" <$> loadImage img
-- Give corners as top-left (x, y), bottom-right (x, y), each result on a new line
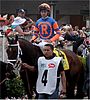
top-left (0, 8), bottom-right (89, 55)
top-left (0, 2), bottom-right (90, 99)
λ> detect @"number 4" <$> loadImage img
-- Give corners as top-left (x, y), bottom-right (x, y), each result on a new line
top-left (41, 70), bottom-right (48, 86)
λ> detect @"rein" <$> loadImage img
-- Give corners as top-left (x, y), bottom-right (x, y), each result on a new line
top-left (0, 78), bottom-right (9, 85)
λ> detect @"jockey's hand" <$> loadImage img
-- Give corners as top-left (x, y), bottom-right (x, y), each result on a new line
top-left (35, 39), bottom-right (42, 44)
top-left (30, 39), bottom-right (41, 44)
top-left (44, 39), bottom-right (52, 43)
top-left (30, 39), bottom-right (34, 43)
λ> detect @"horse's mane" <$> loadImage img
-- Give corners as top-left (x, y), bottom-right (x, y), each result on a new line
top-left (18, 38), bottom-right (34, 48)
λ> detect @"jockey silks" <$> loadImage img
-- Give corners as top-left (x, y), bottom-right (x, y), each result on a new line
top-left (32, 16), bottom-right (61, 42)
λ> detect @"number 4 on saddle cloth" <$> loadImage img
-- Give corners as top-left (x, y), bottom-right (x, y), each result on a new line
top-left (53, 48), bottom-right (69, 70)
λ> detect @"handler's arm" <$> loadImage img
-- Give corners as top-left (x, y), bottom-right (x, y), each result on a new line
top-left (21, 63), bottom-right (37, 72)
top-left (60, 71), bottom-right (66, 93)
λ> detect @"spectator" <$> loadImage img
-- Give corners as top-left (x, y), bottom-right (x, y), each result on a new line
top-left (17, 9), bottom-right (35, 32)
top-left (0, 17), bottom-right (8, 34)
top-left (7, 9), bottom-right (34, 36)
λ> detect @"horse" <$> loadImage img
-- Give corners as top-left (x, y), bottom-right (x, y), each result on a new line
top-left (6, 36), bottom-right (85, 99)
top-left (0, 61), bottom-right (15, 99)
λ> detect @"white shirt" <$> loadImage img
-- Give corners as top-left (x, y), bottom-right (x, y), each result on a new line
top-left (36, 56), bottom-right (62, 95)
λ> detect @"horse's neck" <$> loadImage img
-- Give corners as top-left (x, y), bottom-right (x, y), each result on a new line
top-left (19, 39), bottom-right (42, 65)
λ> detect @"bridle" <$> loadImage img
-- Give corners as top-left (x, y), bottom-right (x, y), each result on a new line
top-left (0, 41), bottom-right (22, 85)
top-left (7, 41), bottom-right (22, 75)
top-left (0, 77), bottom-right (9, 85)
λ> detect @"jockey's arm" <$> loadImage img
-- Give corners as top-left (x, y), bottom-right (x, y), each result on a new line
top-left (50, 33), bottom-right (60, 42)
top-left (50, 22), bottom-right (62, 42)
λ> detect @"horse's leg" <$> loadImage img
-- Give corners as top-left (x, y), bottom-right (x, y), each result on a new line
top-left (76, 68), bottom-right (85, 99)
top-left (28, 72), bottom-right (38, 99)
top-left (20, 69), bottom-right (32, 98)
top-left (20, 68), bottom-right (38, 99)
top-left (65, 70), bottom-right (77, 99)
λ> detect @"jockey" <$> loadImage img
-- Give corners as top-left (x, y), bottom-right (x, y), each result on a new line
top-left (31, 3), bottom-right (62, 48)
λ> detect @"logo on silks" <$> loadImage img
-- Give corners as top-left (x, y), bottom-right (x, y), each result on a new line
top-left (48, 63), bottom-right (55, 68)
top-left (38, 22), bottom-right (52, 39)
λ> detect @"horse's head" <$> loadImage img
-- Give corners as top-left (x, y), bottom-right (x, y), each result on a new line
top-left (7, 44), bottom-right (18, 60)
top-left (0, 61), bottom-right (16, 81)
top-left (6, 35), bottom-right (22, 61)
top-left (6, 35), bottom-right (23, 76)
top-left (7, 35), bottom-right (18, 44)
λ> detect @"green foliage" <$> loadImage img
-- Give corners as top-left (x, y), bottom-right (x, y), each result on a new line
top-left (5, 76), bottom-right (26, 98)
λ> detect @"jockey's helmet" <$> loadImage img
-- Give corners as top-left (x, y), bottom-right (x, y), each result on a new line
top-left (39, 3), bottom-right (51, 13)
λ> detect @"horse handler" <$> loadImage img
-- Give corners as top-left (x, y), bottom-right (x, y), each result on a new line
top-left (36, 44), bottom-right (66, 99)
top-left (21, 44), bottom-right (66, 99)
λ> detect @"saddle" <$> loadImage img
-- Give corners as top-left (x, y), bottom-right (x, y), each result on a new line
top-left (53, 48), bottom-right (69, 70)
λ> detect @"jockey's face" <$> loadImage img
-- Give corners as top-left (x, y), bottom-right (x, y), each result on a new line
top-left (43, 46), bottom-right (53, 58)
top-left (40, 10), bottom-right (48, 18)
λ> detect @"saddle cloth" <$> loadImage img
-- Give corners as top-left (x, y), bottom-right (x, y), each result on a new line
top-left (53, 48), bottom-right (69, 70)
